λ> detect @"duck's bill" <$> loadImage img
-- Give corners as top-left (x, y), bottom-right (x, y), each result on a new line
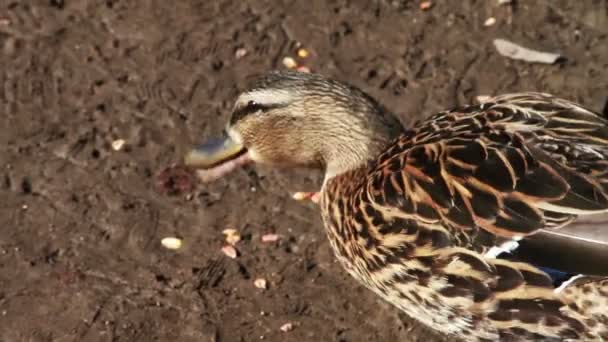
top-left (184, 135), bottom-right (251, 183)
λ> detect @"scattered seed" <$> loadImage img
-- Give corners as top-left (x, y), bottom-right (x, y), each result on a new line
top-left (254, 278), bottom-right (267, 289)
top-left (111, 139), bottom-right (126, 151)
top-left (221, 245), bottom-right (238, 259)
top-left (282, 56), bottom-right (297, 69)
top-left (261, 234), bottom-right (280, 243)
top-left (280, 322), bottom-right (294, 332)
top-left (292, 191), bottom-right (319, 201)
top-left (310, 192), bottom-right (321, 204)
top-left (292, 192), bottom-right (306, 200)
top-left (297, 48), bottom-right (309, 58)
top-left (222, 228), bottom-right (241, 245)
top-left (222, 228), bottom-right (238, 236)
top-left (226, 234), bottom-right (241, 245)
top-left (419, 1), bottom-right (433, 10)
top-left (235, 48), bottom-right (247, 59)
top-left (161, 237), bottom-right (183, 250)
top-left (296, 66), bottom-right (311, 73)
top-left (484, 17), bottom-right (496, 27)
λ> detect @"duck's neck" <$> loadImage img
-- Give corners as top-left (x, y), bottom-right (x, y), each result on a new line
top-left (322, 130), bottom-right (401, 182)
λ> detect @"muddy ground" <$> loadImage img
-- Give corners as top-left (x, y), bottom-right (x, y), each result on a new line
top-left (0, 1), bottom-right (606, 341)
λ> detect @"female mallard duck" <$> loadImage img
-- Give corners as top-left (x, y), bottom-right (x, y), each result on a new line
top-left (184, 71), bottom-right (608, 341)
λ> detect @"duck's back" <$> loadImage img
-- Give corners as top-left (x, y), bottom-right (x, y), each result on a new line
top-left (320, 93), bottom-right (608, 340)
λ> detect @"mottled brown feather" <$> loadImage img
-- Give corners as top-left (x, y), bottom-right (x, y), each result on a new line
top-left (320, 93), bottom-right (608, 341)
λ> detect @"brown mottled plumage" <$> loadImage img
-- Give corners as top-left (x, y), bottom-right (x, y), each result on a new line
top-left (184, 71), bottom-right (608, 341)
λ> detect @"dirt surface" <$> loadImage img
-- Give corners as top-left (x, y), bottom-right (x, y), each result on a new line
top-left (1, 1), bottom-right (607, 341)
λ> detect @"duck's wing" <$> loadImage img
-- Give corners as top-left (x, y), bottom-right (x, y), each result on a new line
top-left (368, 92), bottom-right (608, 274)
top-left (515, 215), bottom-right (608, 276)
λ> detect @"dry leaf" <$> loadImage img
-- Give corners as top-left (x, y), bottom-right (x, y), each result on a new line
top-left (493, 39), bottom-right (562, 64)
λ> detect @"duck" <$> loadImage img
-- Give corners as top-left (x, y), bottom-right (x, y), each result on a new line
top-left (183, 70), bottom-right (608, 341)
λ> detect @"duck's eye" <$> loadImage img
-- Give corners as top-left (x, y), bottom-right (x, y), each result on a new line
top-left (245, 100), bottom-right (265, 112)
top-left (230, 100), bottom-right (268, 125)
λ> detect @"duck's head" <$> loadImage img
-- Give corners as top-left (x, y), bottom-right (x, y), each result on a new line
top-left (185, 71), bottom-right (403, 182)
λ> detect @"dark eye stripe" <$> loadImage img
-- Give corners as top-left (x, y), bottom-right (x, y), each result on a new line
top-left (229, 100), bottom-right (282, 125)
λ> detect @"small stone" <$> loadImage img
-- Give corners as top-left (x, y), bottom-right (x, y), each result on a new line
top-left (282, 57), bottom-right (297, 69)
top-left (498, 0), bottom-right (512, 5)
top-left (280, 322), bottom-right (294, 332)
top-left (161, 237), bottom-right (183, 250)
top-left (111, 139), bottom-right (126, 151)
top-left (484, 17), bottom-right (496, 26)
top-left (254, 278), bottom-right (267, 289)
top-left (221, 245), bottom-right (238, 259)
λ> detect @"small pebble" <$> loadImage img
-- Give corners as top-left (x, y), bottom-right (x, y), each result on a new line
top-left (498, 0), bottom-right (512, 5)
top-left (282, 56), bottom-right (297, 69)
top-left (221, 245), bottom-right (238, 259)
top-left (419, 1), bottom-right (433, 10)
top-left (161, 237), bottom-right (183, 250)
top-left (254, 278), bottom-right (268, 289)
top-left (0, 18), bottom-right (10, 26)
top-left (111, 139), bottom-right (126, 151)
top-left (280, 322), bottom-right (294, 332)
top-left (484, 17), bottom-right (496, 26)
top-left (261, 234), bottom-right (280, 243)
top-left (297, 48), bottom-right (309, 58)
